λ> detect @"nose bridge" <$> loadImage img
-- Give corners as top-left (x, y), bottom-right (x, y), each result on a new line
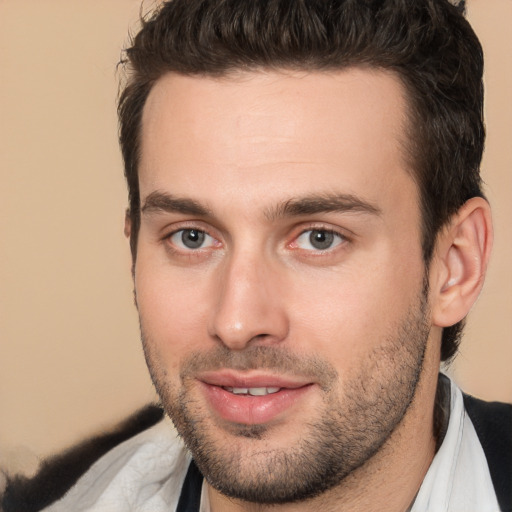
top-left (209, 245), bottom-right (288, 350)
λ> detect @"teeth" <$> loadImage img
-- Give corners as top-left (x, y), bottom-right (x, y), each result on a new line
top-left (225, 387), bottom-right (281, 396)
top-left (248, 387), bottom-right (280, 396)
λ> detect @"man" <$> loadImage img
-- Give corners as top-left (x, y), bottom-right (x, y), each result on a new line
top-left (2, 0), bottom-right (511, 511)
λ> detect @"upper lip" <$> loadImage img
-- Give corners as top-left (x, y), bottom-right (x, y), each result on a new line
top-left (197, 370), bottom-right (313, 389)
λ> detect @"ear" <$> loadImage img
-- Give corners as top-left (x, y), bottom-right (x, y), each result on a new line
top-left (124, 208), bottom-right (132, 238)
top-left (124, 209), bottom-right (137, 281)
top-left (431, 197), bottom-right (493, 328)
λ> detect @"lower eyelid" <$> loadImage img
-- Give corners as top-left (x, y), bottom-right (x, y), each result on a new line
top-left (166, 228), bottom-right (223, 252)
top-left (293, 230), bottom-right (345, 251)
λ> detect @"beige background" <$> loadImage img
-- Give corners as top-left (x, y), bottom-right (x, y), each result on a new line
top-left (1, 0), bottom-right (511, 475)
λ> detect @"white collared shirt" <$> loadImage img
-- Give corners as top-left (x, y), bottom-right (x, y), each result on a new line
top-left (44, 378), bottom-right (500, 511)
top-left (410, 380), bottom-right (500, 512)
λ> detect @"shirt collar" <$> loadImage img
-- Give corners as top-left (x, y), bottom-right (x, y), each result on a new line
top-left (410, 377), bottom-right (499, 512)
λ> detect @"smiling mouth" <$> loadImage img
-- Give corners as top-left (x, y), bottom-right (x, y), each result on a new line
top-left (201, 381), bottom-right (314, 425)
top-left (223, 386), bottom-right (281, 396)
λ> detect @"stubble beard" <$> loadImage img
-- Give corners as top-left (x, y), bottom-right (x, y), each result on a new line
top-left (140, 289), bottom-right (430, 505)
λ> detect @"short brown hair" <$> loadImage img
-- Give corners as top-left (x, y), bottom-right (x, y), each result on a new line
top-left (118, 0), bottom-right (484, 361)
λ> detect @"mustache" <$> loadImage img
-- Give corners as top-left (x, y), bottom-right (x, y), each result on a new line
top-left (179, 345), bottom-right (339, 389)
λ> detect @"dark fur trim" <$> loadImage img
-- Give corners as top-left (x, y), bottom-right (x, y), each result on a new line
top-left (1, 404), bottom-right (164, 512)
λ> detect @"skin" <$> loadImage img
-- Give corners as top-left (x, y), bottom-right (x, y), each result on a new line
top-left (129, 69), bottom-right (489, 511)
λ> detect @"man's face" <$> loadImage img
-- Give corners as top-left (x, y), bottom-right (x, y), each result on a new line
top-left (134, 69), bottom-right (433, 503)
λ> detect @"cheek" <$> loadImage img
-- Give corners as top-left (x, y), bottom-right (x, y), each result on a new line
top-left (135, 262), bottom-right (214, 361)
top-left (286, 259), bottom-right (424, 362)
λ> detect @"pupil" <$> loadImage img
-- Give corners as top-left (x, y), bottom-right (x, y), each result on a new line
top-left (309, 230), bottom-right (333, 250)
top-left (182, 229), bottom-right (205, 249)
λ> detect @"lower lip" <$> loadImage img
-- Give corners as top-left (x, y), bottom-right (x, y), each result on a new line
top-left (200, 382), bottom-right (312, 425)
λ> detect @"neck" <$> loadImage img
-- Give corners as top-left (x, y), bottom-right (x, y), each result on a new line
top-left (207, 364), bottom-right (440, 512)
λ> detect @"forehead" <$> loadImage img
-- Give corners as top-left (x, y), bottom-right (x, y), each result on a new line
top-left (139, 68), bottom-right (416, 216)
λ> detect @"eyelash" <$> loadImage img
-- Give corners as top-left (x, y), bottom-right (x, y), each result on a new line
top-left (162, 224), bottom-right (350, 257)
top-left (288, 227), bottom-right (348, 254)
top-left (164, 227), bottom-right (221, 253)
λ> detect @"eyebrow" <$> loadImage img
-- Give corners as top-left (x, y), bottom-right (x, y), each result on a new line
top-left (264, 193), bottom-right (382, 221)
top-left (141, 190), bottom-right (381, 221)
top-left (141, 191), bottom-right (211, 217)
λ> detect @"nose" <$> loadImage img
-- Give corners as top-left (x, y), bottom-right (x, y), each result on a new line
top-left (208, 251), bottom-right (289, 350)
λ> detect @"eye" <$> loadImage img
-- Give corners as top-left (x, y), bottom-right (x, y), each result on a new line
top-left (294, 229), bottom-right (344, 251)
top-left (169, 229), bottom-right (216, 250)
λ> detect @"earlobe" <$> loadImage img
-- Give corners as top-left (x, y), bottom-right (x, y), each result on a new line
top-left (431, 197), bottom-right (493, 328)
